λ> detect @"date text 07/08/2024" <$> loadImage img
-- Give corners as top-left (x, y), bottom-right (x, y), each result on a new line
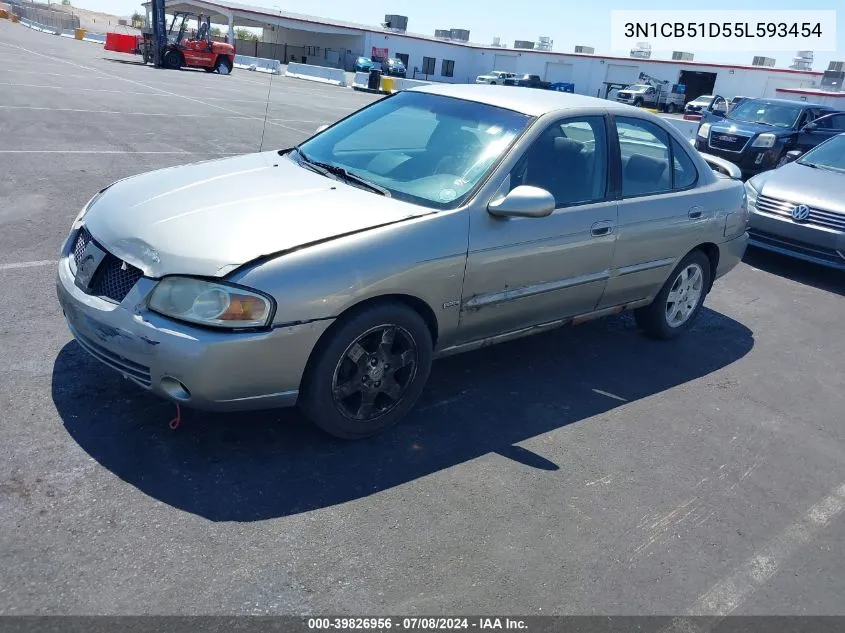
top-left (623, 22), bottom-right (823, 39)
top-left (307, 617), bottom-right (528, 630)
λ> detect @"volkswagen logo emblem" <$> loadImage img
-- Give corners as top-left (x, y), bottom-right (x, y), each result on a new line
top-left (791, 204), bottom-right (811, 222)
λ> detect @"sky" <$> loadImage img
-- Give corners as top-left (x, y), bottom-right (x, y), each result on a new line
top-left (79, 0), bottom-right (841, 70)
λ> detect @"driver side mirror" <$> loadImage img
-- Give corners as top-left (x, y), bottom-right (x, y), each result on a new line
top-left (315, 124), bottom-right (329, 133)
top-left (785, 150), bottom-right (803, 163)
top-left (488, 186), bottom-right (555, 218)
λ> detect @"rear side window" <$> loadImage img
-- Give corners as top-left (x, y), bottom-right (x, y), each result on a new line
top-left (671, 138), bottom-right (698, 189)
top-left (616, 117), bottom-right (698, 196)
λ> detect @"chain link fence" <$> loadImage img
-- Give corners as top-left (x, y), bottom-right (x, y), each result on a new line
top-left (8, 1), bottom-right (80, 32)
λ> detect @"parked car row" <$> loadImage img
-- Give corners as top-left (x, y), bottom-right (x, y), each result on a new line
top-left (475, 71), bottom-right (555, 90)
top-left (354, 56), bottom-right (407, 77)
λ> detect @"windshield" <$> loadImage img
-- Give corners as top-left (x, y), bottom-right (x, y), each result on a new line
top-left (626, 84), bottom-right (649, 91)
top-left (797, 134), bottom-right (845, 172)
top-left (294, 91), bottom-right (531, 209)
top-left (728, 100), bottom-right (803, 128)
top-left (692, 96), bottom-right (714, 105)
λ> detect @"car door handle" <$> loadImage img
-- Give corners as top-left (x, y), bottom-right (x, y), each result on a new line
top-left (591, 221), bottom-right (614, 237)
top-left (688, 207), bottom-right (703, 220)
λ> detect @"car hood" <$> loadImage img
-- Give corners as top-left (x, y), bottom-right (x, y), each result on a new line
top-left (82, 151), bottom-right (433, 278)
top-left (711, 119), bottom-right (788, 137)
top-left (750, 162), bottom-right (845, 214)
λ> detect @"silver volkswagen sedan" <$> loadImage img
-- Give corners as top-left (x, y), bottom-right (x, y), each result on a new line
top-left (745, 133), bottom-right (845, 270)
top-left (57, 84), bottom-right (748, 439)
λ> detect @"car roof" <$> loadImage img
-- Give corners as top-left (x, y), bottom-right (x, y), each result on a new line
top-left (738, 97), bottom-right (831, 108)
top-left (409, 83), bottom-right (640, 117)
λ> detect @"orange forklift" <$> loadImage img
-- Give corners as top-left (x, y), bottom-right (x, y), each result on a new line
top-left (140, 9), bottom-right (235, 74)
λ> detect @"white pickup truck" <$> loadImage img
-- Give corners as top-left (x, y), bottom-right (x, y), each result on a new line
top-left (475, 70), bottom-right (517, 85)
top-left (616, 84), bottom-right (686, 113)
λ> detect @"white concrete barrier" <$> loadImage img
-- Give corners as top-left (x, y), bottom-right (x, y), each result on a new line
top-left (392, 77), bottom-right (432, 91)
top-left (285, 62), bottom-right (346, 87)
top-left (352, 71), bottom-right (369, 89)
top-left (233, 54), bottom-right (282, 75)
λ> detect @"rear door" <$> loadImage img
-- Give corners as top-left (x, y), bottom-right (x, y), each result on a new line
top-left (598, 115), bottom-right (709, 309)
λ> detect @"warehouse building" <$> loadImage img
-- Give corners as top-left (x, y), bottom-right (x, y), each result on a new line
top-left (158, 0), bottom-right (844, 104)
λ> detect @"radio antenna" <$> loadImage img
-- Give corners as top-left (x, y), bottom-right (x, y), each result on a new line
top-left (258, 6), bottom-right (284, 152)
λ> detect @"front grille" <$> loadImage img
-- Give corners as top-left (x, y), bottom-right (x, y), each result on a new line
top-left (72, 227), bottom-right (93, 270)
top-left (749, 229), bottom-right (845, 265)
top-left (72, 227), bottom-right (144, 303)
top-left (91, 254), bottom-right (144, 303)
top-left (67, 321), bottom-right (152, 389)
top-left (708, 131), bottom-right (750, 152)
top-left (755, 194), bottom-right (845, 233)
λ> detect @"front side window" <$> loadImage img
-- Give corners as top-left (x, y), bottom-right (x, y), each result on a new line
top-left (509, 116), bottom-right (608, 207)
top-left (295, 91), bottom-right (531, 209)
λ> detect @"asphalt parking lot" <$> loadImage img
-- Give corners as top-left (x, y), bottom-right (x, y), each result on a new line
top-left (2, 21), bottom-right (845, 617)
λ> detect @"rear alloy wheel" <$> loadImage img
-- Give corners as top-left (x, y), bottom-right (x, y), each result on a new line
top-left (635, 250), bottom-right (711, 340)
top-left (666, 103), bottom-right (677, 114)
top-left (299, 302), bottom-right (433, 439)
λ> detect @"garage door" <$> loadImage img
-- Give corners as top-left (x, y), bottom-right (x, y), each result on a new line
top-left (544, 62), bottom-right (573, 83)
top-left (763, 76), bottom-right (817, 98)
top-left (605, 64), bottom-right (639, 84)
top-left (493, 54), bottom-right (518, 73)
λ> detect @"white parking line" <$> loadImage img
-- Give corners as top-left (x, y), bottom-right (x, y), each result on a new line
top-left (3, 69), bottom-right (93, 79)
top-left (660, 481), bottom-right (845, 632)
top-left (0, 104), bottom-right (257, 120)
top-left (0, 260), bottom-right (55, 271)
top-left (0, 42), bottom-right (315, 135)
top-left (0, 150), bottom-right (241, 155)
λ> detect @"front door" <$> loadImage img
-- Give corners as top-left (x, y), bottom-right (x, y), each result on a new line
top-left (598, 115), bottom-right (710, 308)
top-left (459, 115), bottom-right (618, 342)
top-left (797, 112), bottom-right (845, 152)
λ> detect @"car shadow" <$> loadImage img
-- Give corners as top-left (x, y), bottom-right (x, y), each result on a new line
top-left (52, 308), bottom-right (753, 522)
top-left (102, 58), bottom-right (149, 67)
top-left (744, 247), bottom-right (845, 297)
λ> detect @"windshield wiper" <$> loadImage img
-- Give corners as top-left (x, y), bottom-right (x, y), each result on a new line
top-left (294, 147), bottom-right (390, 197)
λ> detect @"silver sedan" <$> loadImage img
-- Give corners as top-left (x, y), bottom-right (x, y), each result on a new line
top-left (56, 84), bottom-right (748, 439)
top-left (745, 133), bottom-right (845, 270)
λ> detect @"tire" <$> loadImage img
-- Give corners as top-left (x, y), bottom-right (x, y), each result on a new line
top-left (214, 56), bottom-right (231, 75)
top-left (634, 250), bottom-right (711, 340)
top-left (299, 302), bottom-right (433, 440)
top-left (163, 49), bottom-right (182, 70)
top-left (634, 98), bottom-right (644, 107)
top-left (666, 103), bottom-right (677, 114)
top-left (776, 153), bottom-right (790, 168)
top-left (490, 81), bottom-right (497, 85)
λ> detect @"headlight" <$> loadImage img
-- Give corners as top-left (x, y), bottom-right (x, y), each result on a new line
top-left (744, 179), bottom-right (760, 208)
top-left (148, 277), bottom-right (275, 329)
top-left (751, 133), bottom-right (777, 148)
top-left (697, 123), bottom-right (711, 138)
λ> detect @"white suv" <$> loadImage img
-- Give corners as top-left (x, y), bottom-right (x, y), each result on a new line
top-left (475, 71), bottom-right (516, 85)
